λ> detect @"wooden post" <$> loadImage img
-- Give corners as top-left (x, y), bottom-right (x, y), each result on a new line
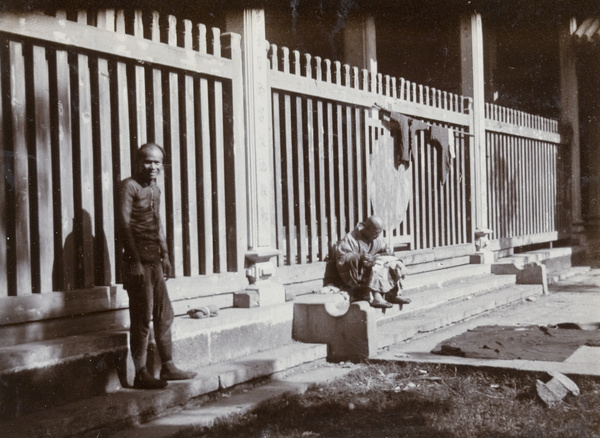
top-left (226, 9), bottom-right (284, 306)
top-left (343, 13), bottom-right (377, 76)
top-left (559, 17), bottom-right (584, 236)
top-left (461, 12), bottom-right (491, 259)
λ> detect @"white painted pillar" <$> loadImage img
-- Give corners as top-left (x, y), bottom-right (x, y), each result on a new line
top-left (226, 9), bottom-right (284, 306)
top-left (559, 17), bottom-right (584, 235)
top-left (460, 13), bottom-right (489, 231)
top-left (461, 13), bottom-right (493, 262)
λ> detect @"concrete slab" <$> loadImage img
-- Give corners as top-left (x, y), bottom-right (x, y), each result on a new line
top-left (374, 267), bottom-right (600, 377)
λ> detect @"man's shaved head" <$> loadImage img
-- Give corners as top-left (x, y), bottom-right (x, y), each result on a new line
top-left (361, 215), bottom-right (384, 241)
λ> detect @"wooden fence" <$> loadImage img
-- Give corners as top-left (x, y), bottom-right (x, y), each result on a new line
top-left (268, 46), bottom-right (473, 265)
top-left (0, 9), bottom-right (569, 298)
top-left (484, 103), bottom-right (568, 248)
top-left (0, 11), bottom-right (245, 296)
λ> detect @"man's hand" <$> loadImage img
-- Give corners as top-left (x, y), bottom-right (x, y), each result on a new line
top-left (131, 261), bottom-right (145, 286)
top-left (162, 257), bottom-right (173, 279)
top-left (361, 253), bottom-right (376, 268)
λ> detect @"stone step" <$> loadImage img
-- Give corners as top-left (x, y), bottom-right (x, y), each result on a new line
top-left (1, 342), bottom-right (327, 438)
top-left (494, 246), bottom-right (585, 273)
top-left (402, 263), bottom-right (492, 292)
top-left (548, 266), bottom-right (591, 285)
top-left (378, 272), bottom-right (518, 324)
top-left (0, 331), bottom-right (128, 420)
top-left (110, 361), bottom-right (359, 438)
top-left (0, 302), bottom-right (296, 421)
top-left (377, 283), bottom-right (543, 349)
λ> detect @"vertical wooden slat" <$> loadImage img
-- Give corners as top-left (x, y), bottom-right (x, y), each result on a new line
top-left (95, 10), bottom-right (116, 286)
top-left (115, 10), bottom-right (131, 180)
top-left (552, 143), bottom-right (558, 231)
top-left (449, 129), bottom-right (457, 245)
top-left (326, 100), bottom-right (336, 245)
top-left (165, 15), bottom-right (184, 277)
top-left (213, 76), bottom-right (227, 272)
top-left (76, 13), bottom-right (96, 288)
top-left (418, 132), bottom-right (426, 249)
top-left (336, 103), bottom-right (345, 237)
top-left (363, 105), bottom-right (371, 221)
top-left (0, 43), bottom-right (7, 295)
top-left (10, 41), bottom-right (31, 295)
top-left (283, 88), bottom-right (295, 264)
top-left (96, 53), bottom-right (115, 286)
top-left (506, 134), bottom-right (513, 238)
top-left (151, 12), bottom-right (166, 235)
top-left (432, 130), bottom-right (440, 248)
top-left (272, 92), bottom-right (284, 266)
top-left (525, 139), bottom-right (532, 235)
top-left (518, 139), bottom-right (525, 236)
top-left (181, 19), bottom-right (198, 275)
top-left (440, 126), bottom-right (448, 246)
top-left (32, 45), bottom-right (54, 293)
top-left (317, 99), bottom-right (327, 259)
top-left (306, 96), bottom-right (317, 263)
top-left (182, 70), bottom-right (198, 275)
top-left (355, 106), bottom-right (364, 223)
top-left (345, 105), bottom-right (354, 230)
top-left (460, 133), bottom-right (468, 243)
top-left (133, 10), bottom-right (147, 145)
top-left (54, 43), bottom-right (76, 291)
top-left (294, 52), bottom-right (307, 264)
top-left (196, 24), bottom-right (214, 273)
top-left (489, 133), bottom-right (497, 238)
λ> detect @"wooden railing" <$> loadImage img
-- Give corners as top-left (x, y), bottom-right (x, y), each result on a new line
top-left (0, 11), bottom-right (245, 296)
top-left (268, 46), bottom-right (473, 265)
top-left (0, 9), bottom-right (569, 298)
top-left (484, 103), bottom-right (567, 248)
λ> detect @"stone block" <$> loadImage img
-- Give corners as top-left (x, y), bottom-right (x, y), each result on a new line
top-left (293, 298), bottom-right (377, 361)
top-left (234, 290), bottom-right (260, 308)
top-left (470, 251), bottom-right (495, 264)
top-left (239, 280), bottom-right (286, 307)
top-left (516, 261), bottom-right (548, 294)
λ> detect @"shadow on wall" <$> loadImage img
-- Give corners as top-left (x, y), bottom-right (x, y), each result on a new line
top-left (52, 209), bottom-right (110, 291)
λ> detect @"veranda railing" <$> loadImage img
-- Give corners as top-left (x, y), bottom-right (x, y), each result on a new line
top-left (0, 10), bottom-right (245, 296)
top-left (268, 45), bottom-right (473, 265)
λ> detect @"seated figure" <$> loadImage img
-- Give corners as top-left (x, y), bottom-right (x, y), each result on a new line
top-left (335, 215), bottom-right (411, 308)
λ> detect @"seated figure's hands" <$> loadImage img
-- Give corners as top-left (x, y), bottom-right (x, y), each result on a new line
top-left (361, 253), bottom-right (376, 268)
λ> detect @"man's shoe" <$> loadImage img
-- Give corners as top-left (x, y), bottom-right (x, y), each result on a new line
top-left (160, 363), bottom-right (197, 381)
top-left (389, 296), bottom-right (412, 305)
top-left (133, 368), bottom-right (168, 389)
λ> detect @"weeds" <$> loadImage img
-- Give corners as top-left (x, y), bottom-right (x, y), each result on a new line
top-left (197, 362), bottom-right (600, 438)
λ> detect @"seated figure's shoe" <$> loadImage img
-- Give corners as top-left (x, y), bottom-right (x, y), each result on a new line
top-left (133, 367), bottom-right (168, 389)
top-left (160, 362), bottom-right (197, 381)
top-left (388, 296), bottom-right (412, 305)
top-left (371, 299), bottom-right (393, 309)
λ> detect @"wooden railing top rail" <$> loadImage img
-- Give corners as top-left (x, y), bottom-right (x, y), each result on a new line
top-left (0, 11), bottom-right (238, 79)
top-left (267, 44), bottom-right (473, 128)
top-left (484, 102), bottom-right (561, 143)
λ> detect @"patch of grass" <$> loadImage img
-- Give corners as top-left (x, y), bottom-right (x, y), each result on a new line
top-left (197, 362), bottom-right (600, 438)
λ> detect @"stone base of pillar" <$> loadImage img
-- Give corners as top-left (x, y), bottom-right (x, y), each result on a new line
top-left (470, 250), bottom-right (496, 264)
top-left (234, 280), bottom-right (286, 308)
top-left (236, 247), bottom-right (286, 308)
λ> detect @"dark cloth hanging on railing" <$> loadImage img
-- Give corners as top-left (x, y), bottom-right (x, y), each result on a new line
top-left (375, 105), bottom-right (455, 184)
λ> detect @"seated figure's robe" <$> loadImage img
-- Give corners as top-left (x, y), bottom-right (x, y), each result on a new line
top-left (335, 222), bottom-right (405, 295)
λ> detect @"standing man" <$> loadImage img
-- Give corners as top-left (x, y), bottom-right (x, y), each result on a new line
top-left (118, 143), bottom-right (196, 389)
top-left (335, 215), bottom-right (411, 308)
